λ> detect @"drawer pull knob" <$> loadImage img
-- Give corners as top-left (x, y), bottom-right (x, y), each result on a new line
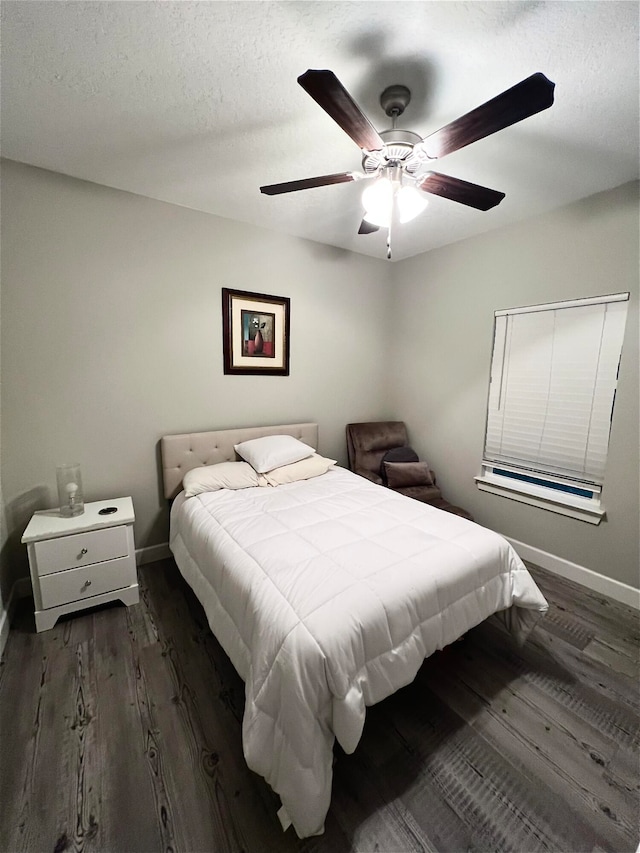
top-left (82, 580), bottom-right (92, 590)
top-left (80, 548), bottom-right (88, 556)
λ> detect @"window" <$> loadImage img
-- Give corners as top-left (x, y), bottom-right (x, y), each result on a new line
top-left (476, 292), bottom-right (629, 523)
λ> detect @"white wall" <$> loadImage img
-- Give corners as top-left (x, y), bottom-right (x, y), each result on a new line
top-left (391, 182), bottom-right (639, 588)
top-left (0, 161), bottom-right (394, 583)
top-left (1, 162), bottom-right (637, 597)
top-left (0, 233), bottom-right (8, 653)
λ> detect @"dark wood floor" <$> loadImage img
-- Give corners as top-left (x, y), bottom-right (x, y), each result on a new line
top-left (1, 558), bottom-right (638, 853)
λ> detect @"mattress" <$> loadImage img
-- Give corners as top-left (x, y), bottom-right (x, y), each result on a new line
top-left (169, 466), bottom-right (548, 838)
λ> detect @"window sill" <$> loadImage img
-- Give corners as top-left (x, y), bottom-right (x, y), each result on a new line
top-left (474, 472), bottom-right (606, 524)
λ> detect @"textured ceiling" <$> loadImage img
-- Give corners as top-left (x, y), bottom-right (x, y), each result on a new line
top-left (1, 1), bottom-right (638, 261)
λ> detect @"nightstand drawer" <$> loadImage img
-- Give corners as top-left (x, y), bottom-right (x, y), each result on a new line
top-left (33, 525), bottom-right (129, 577)
top-left (39, 556), bottom-right (136, 609)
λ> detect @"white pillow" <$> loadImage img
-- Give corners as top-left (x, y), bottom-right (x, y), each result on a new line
top-left (234, 434), bottom-right (314, 473)
top-left (263, 454), bottom-right (336, 486)
top-left (183, 461), bottom-right (260, 497)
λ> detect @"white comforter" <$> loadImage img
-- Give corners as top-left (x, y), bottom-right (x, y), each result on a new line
top-left (169, 467), bottom-right (548, 838)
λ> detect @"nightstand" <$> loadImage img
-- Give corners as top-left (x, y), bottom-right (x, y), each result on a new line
top-left (21, 497), bottom-right (139, 632)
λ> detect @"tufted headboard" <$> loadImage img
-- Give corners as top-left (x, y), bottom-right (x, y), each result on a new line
top-left (161, 422), bottom-right (319, 499)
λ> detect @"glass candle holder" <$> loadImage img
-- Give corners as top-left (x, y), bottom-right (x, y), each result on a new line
top-left (56, 463), bottom-right (85, 517)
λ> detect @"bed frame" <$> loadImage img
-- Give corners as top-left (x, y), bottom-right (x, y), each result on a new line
top-left (161, 422), bottom-right (319, 498)
top-left (160, 419), bottom-right (548, 838)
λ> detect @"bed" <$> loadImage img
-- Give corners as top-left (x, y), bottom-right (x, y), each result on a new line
top-left (161, 422), bottom-right (548, 838)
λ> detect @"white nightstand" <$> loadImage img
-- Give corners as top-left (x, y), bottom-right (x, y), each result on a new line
top-left (21, 497), bottom-right (139, 632)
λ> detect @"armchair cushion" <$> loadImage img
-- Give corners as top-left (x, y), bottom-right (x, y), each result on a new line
top-left (381, 445), bottom-right (419, 484)
top-left (380, 445), bottom-right (419, 466)
top-left (383, 461), bottom-right (435, 489)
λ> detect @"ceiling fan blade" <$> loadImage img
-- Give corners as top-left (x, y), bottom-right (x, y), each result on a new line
top-left (260, 172), bottom-right (356, 195)
top-left (358, 219), bottom-right (379, 235)
top-left (419, 172), bottom-right (505, 210)
top-left (297, 69), bottom-right (385, 152)
top-left (422, 72), bottom-right (555, 160)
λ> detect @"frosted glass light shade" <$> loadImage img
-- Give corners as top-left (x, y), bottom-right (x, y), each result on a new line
top-left (362, 178), bottom-right (392, 227)
top-left (397, 186), bottom-right (428, 223)
top-left (56, 463), bottom-right (85, 517)
top-left (362, 179), bottom-right (428, 227)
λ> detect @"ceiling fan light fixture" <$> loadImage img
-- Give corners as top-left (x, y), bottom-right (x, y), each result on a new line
top-left (362, 177), bottom-right (393, 227)
top-left (397, 185), bottom-right (428, 223)
top-left (362, 178), bottom-right (428, 228)
top-left (262, 69), bottom-right (555, 255)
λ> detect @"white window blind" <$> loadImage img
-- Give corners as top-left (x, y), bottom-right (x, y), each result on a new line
top-left (484, 293), bottom-right (629, 487)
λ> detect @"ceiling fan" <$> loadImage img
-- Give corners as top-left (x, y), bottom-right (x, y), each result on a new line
top-left (260, 69), bottom-right (555, 258)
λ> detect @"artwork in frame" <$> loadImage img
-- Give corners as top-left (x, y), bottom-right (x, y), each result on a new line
top-left (222, 288), bottom-right (290, 376)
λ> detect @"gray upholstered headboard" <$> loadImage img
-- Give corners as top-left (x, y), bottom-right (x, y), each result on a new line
top-left (161, 422), bottom-right (319, 499)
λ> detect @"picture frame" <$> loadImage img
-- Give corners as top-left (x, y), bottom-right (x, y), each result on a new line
top-left (222, 288), bottom-right (290, 376)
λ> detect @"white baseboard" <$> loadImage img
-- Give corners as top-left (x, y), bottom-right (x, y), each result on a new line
top-left (3, 537), bottom-right (635, 659)
top-left (136, 542), bottom-right (171, 566)
top-left (0, 577), bottom-right (32, 658)
top-left (126, 539), bottom-right (640, 610)
top-left (506, 537), bottom-right (640, 610)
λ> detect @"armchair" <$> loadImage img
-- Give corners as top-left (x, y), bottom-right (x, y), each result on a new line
top-left (346, 421), bottom-right (473, 521)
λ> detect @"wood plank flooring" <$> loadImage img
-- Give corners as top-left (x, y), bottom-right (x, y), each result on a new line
top-left (1, 559), bottom-right (638, 853)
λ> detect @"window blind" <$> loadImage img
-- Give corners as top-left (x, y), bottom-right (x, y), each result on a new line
top-left (484, 293), bottom-right (629, 486)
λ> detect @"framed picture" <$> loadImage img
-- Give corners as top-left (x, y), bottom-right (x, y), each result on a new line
top-left (222, 288), bottom-right (290, 375)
